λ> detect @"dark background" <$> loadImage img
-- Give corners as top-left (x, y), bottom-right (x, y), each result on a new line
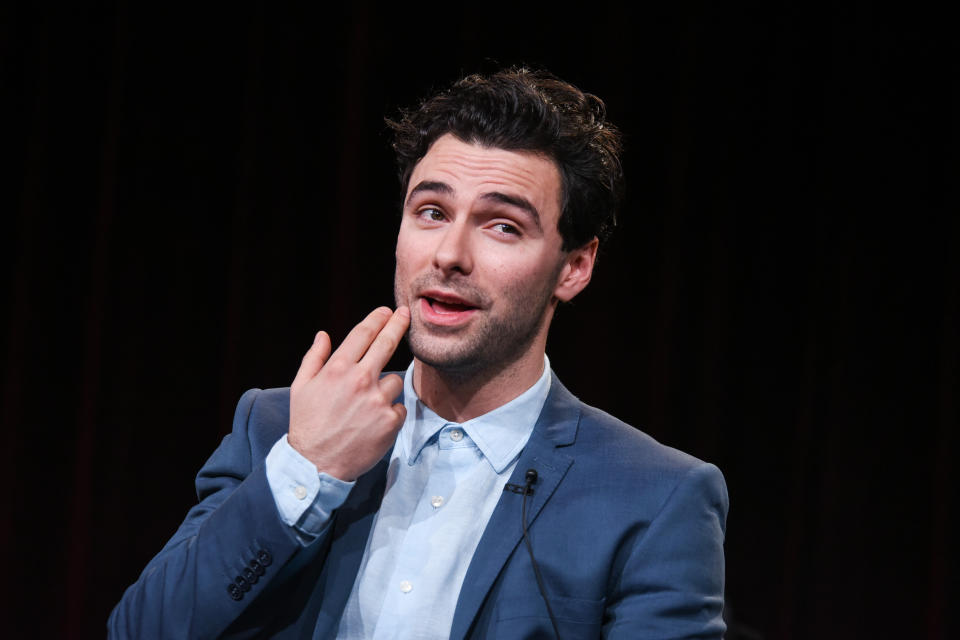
top-left (2, 3), bottom-right (956, 638)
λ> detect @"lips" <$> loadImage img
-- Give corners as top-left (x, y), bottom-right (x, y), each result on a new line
top-left (418, 290), bottom-right (480, 326)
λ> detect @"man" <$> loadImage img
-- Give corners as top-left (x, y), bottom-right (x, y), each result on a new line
top-left (110, 68), bottom-right (728, 639)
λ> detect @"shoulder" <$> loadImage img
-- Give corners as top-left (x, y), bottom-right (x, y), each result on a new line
top-left (213, 387), bottom-right (292, 467)
top-left (551, 376), bottom-right (711, 471)
top-left (548, 376), bottom-right (727, 515)
top-left (577, 400), bottom-right (708, 473)
top-left (238, 387), bottom-right (291, 433)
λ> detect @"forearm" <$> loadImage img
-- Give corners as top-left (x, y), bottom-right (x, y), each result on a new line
top-left (109, 389), bottom-right (350, 639)
top-left (107, 465), bottom-right (313, 639)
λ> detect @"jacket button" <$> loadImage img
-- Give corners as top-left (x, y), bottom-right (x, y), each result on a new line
top-left (250, 559), bottom-right (265, 576)
top-left (227, 583), bottom-right (243, 601)
top-left (257, 549), bottom-right (273, 567)
top-left (243, 566), bottom-right (258, 584)
top-left (235, 575), bottom-right (251, 592)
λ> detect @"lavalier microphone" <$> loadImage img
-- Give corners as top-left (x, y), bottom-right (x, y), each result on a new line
top-left (525, 469), bottom-right (538, 487)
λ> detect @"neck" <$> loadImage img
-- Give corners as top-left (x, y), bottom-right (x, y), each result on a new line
top-left (412, 338), bottom-right (548, 423)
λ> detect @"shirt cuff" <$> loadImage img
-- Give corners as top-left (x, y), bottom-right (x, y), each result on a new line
top-left (265, 434), bottom-right (355, 543)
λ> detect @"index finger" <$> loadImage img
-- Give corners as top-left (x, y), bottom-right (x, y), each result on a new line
top-left (361, 305), bottom-right (410, 372)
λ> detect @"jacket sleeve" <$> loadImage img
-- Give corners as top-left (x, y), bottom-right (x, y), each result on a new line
top-left (107, 388), bottom-right (332, 639)
top-left (604, 461), bottom-right (729, 639)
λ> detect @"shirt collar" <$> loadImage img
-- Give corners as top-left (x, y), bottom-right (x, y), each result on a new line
top-left (398, 356), bottom-right (552, 474)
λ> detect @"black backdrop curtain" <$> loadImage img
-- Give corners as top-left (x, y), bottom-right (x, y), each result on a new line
top-left (2, 3), bottom-right (956, 638)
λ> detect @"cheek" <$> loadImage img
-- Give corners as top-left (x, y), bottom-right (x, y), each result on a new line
top-left (393, 250), bottom-right (413, 308)
top-left (394, 231), bottom-right (428, 291)
top-left (483, 247), bottom-right (557, 281)
top-left (394, 248), bottom-right (409, 290)
top-left (394, 230), bottom-right (416, 275)
top-left (480, 254), bottom-right (558, 302)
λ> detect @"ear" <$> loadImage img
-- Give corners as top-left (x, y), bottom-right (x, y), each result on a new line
top-left (553, 237), bottom-right (599, 302)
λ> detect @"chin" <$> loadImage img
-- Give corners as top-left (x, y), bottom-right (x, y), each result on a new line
top-left (408, 332), bottom-right (483, 374)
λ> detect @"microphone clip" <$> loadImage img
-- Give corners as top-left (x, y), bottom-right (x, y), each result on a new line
top-left (503, 469), bottom-right (539, 496)
top-left (503, 483), bottom-right (534, 496)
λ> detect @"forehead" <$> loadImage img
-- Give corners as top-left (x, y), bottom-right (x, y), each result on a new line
top-left (407, 134), bottom-right (562, 219)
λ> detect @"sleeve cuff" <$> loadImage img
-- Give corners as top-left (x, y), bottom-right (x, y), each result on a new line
top-left (265, 434), bottom-right (355, 543)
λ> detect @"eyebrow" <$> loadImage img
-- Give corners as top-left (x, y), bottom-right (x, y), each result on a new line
top-left (406, 180), bottom-right (453, 204)
top-left (406, 180), bottom-right (544, 232)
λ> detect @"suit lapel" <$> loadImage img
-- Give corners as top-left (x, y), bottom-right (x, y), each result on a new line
top-left (449, 376), bottom-right (582, 640)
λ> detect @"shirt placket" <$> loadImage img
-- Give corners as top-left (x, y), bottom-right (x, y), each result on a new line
top-left (375, 424), bottom-right (472, 636)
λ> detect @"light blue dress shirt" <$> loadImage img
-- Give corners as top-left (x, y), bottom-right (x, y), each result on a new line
top-left (265, 358), bottom-right (552, 638)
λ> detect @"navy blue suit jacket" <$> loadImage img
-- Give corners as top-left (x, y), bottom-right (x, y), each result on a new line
top-left (109, 375), bottom-right (728, 639)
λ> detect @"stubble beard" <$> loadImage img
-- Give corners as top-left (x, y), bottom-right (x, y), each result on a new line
top-left (394, 269), bottom-right (561, 383)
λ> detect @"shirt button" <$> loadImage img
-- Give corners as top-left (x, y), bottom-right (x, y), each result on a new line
top-left (449, 428), bottom-right (463, 442)
top-left (430, 496), bottom-right (444, 508)
top-left (293, 485), bottom-right (308, 500)
top-left (399, 580), bottom-right (413, 593)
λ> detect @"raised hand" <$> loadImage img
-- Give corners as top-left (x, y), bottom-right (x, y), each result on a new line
top-left (288, 306), bottom-right (411, 481)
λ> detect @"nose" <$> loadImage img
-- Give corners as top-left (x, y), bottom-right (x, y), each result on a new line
top-left (433, 219), bottom-right (473, 276)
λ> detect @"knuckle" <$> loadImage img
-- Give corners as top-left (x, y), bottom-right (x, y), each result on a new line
top-left (326, 359), bottom-right (348, 376)
top-left (349, 370), bottom-right (373, 393)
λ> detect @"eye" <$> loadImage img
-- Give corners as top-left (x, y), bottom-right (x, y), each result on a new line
top-left (492, 222), bottom-right (521, 236)
top-left (418, 207), bottom-right (446, 222)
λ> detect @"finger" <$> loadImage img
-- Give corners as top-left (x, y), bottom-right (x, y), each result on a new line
top-left (362, 306), bottom-right (411, 372)
top-left (328, 307), bottom-right (394, 364)
top-left (377, 372), bottom-right (404, 402)
top-left (292, 330), bottom-right (332, 389)
top-left (391, 402), bottom-right (407, 426)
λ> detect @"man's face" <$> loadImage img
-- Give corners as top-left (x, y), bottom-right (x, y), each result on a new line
top-left (394, 134), bottom-right (582, 377)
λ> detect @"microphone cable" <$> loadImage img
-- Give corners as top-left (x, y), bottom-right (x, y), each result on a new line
top-left (519, 468), bottom-right (562, 640)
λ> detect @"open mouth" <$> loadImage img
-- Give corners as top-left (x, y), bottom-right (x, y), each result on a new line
top-left (426, 297), bottom-right (478, 314)
top-left (419, 291), bottom-right (481, 325)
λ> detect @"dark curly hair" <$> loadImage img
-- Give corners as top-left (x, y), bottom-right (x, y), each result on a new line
top-left (387, 68), bottom-right (624, 251)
